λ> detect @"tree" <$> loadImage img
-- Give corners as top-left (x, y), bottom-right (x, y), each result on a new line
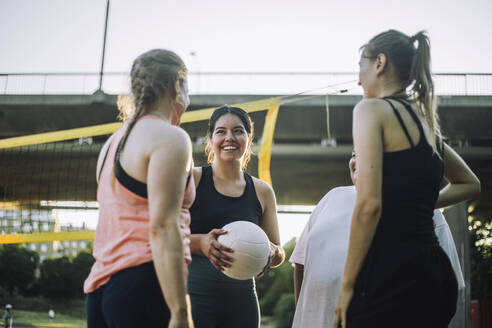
top-left (469, 214), bottom-right (492, 300)
top-left (0, 245), bottom-right (39, 295)
top-left (38, 256), bottom-right (77, 300)
top-left (71, 251), bottom-right (95, 297)
top-left (273, 293), bottom-right (296, 328)
top-left (257, 238), bottom-right (296, 315)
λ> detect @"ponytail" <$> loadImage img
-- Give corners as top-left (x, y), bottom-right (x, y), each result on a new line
top-left (408, 31), bottom-right (441, 152)
top-left (362, 29), bottom-right (441, 154)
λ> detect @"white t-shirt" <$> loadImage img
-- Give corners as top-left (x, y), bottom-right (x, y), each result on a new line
top-left (289, 185), bottom-right (465, 328)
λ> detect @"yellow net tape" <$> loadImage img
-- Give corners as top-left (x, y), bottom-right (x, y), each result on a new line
top-left (0, 230), bottom-right (95, 244)
top-left (0, 123), bottom-right (123, 149)
top-left (258, 103), bottom-right (280, 186)
top-left (181, 97), bottom-right (280, 123)
top-left (0, 98), bottom-right (280, 150)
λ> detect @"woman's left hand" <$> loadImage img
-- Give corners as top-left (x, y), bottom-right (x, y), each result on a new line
top-left (256, 242), bottom-right (276, 277)
top-left (333, 285), bottom-right (354, 328)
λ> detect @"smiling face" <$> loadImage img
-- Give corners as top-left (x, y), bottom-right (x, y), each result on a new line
top-left (210, 113), bottom-right (251, 165)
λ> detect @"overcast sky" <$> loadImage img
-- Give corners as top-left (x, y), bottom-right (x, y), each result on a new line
top-left (1, 0), bottom-right (491, 75)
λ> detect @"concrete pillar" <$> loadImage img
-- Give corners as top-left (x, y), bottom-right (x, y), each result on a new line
top-left (444, 202), bottom-right (471, 328)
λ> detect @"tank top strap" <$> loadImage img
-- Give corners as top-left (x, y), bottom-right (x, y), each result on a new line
top-left (98, 139), bottom-right (113, 182)
top-left (436, 135), bottom-right (445, 158)
top-left (201, 165), bottom-right (213, 181)
top-left (389, 97), bottom-right (426, 141)
top-left (243, 171), bottom-right (255, 191)
top-left (197, 166), bottom-right (213, 193)
top-left (382, 97), bottom-right (415, 147)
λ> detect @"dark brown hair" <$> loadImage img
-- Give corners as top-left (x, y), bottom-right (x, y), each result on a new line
top-left (205, 105), bottom-right (254, 169)
top-left (362, 29), bottom-right (441, 151)
top-left (115, 49), bottom-right (187, 165)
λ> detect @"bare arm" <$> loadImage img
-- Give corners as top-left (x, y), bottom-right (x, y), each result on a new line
top-left (189, 167), bottom-right (204, 254)
top-left (294, 263), bottom-right (304, 304)
top-left (435, 143), bottom-right (480, 208)
top-left (258, 182), bottom-right (285, 268)
top-left (335, 100), bottom-right (384, 327)
top-left (147, 130), bottom-right (192, 325)
top-left (342, 101), bottom-right (383, 289)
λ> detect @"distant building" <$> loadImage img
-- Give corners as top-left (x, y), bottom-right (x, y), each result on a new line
top-left (0, 205), bottom-right (90, 261)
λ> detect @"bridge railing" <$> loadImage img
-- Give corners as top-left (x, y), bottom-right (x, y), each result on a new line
top-left (1, 72), bottom-right (491, 96)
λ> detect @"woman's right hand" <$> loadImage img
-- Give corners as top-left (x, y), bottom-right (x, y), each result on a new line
top-left (200, 229), bottom-right (234, 271)
top-left (168, 312), bottom-right (193, 328)
top-left (169, 295), bottom-right (194, 328)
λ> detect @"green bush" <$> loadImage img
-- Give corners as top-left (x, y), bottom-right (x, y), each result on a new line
top-left (0, 245), bottom-right (39, 295)
top-left (258, 238), bottom-right (296, 315)
top-left (469, 214), bottom-right (492, 299)
top-left (273, 293), bottom-right (296, 328)
top-left (72, 251), bottom-right (95, 297)
top-left (39, 257), bottom-right (78, 300)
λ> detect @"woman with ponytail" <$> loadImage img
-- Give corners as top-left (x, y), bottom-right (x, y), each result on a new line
top-left (333, 30), bottom-right (480, 327)
top-left (85, 49), bottom-right (194, 328)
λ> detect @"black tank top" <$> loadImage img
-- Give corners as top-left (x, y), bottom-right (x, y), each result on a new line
top-left (190, 166), bottom-right (263, 234)
top-left (375, 97), bottom-right (444, 245)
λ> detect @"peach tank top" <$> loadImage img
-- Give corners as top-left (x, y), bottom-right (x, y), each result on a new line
top-left (84, 117), bottom-right (194, 293)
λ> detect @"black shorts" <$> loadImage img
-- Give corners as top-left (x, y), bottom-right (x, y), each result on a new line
top-left (86, 262), bottom-right (170, 328)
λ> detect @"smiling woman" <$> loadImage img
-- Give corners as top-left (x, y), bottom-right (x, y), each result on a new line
top-left (204, 106), bottom-right (254, 170)
top-left (187, 105), bottom-right (285, 328)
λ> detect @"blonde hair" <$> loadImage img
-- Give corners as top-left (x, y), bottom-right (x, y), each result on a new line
top-left (114, 49), bottom-right (187, 166)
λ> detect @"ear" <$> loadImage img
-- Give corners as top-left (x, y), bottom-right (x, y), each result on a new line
top-left (375, 53), bottom-right (387, 75)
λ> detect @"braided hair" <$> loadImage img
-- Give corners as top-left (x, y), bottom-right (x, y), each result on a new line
top-left (114, 49), bottom-right (187, 167)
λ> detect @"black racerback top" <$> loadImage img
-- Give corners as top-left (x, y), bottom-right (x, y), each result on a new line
top-left (347, 98), bottom-right (457, 328)
top-left (375, 96), bottom-right (444, 246)
top-left (190, 166), bottom-right (263, 234)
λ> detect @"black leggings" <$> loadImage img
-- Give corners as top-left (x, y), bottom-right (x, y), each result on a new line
top-left (86, 262), bottom-right (170, 328)
top-left (188, 256), bottom-right (260, 328)
top-left (190, 288), bottom-right (259, 328)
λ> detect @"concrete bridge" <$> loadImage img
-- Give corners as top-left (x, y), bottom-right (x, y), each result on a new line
top-left (0, 93), bottom-right (490, 210)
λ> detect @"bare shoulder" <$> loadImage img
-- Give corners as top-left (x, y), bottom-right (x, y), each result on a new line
top-left (252, 176), bottom-right (275, 201)
top-left (354, 98), bottom-right (389, 115)
top-left (353, 98), bottom-right (390, 126)
top-left (138, 119), bottom-right (191, 151)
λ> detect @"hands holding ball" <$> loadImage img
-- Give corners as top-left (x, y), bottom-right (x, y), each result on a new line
top-left (201, 221), bottom-right (274, 280)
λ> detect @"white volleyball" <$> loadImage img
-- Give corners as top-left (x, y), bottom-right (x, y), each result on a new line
top-left (217, 221), bottom-right (271, 280)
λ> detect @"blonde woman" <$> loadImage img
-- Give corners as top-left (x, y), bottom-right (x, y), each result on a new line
top-left (85, 49), bottom-right (194, 328)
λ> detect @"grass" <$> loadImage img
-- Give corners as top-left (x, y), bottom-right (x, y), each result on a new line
top-left (1, 308), bottom-right (275, 328)
top-left (3, 310), bottom-right (86, 328)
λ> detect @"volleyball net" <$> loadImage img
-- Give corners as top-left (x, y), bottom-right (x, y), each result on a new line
top-left (0, 97), bottom-right (285, 245)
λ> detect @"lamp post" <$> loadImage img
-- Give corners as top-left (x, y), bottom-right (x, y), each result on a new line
top-left (98, 0), bottom-right (110, 91)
